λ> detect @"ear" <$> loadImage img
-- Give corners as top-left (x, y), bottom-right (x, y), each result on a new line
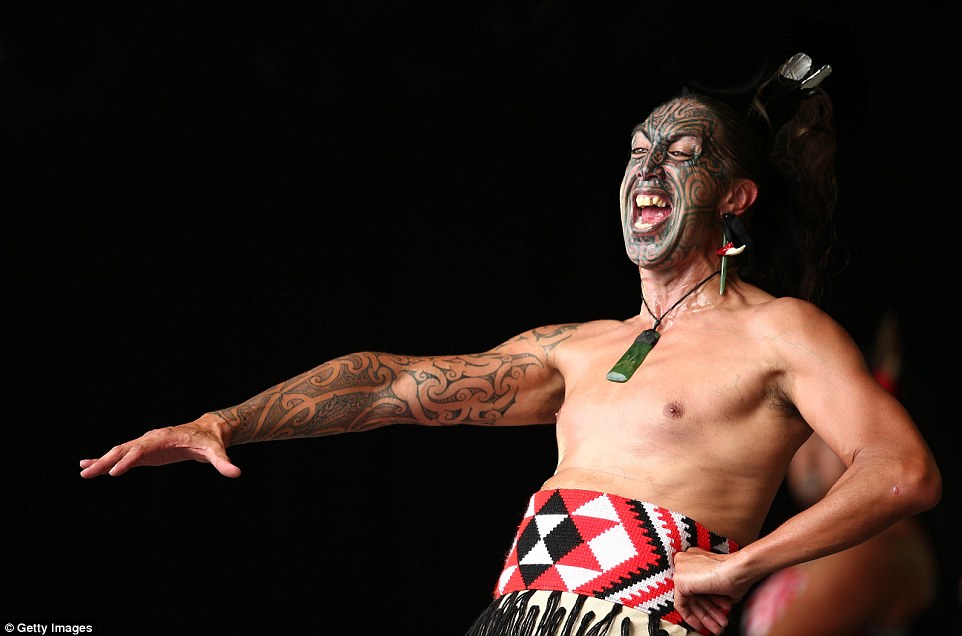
top-left (723, 178), bottom-right (758, 216)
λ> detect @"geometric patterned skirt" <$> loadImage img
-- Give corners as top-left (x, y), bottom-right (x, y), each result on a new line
top-left (467, 489), bottom-right (739, 636)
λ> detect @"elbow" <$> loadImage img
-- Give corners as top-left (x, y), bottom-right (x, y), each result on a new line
top-left (917, 464), bottom-right (942, 512)
top-left (890, 455), bottom-right (942, 515)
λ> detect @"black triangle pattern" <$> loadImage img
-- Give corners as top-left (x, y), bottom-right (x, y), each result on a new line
top-left (516, 490), bottom-right (585, 586)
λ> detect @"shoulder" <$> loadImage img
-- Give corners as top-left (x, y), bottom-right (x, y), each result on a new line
top-left (493, 320), bottom-right (623, 349)
top-left (747, 296), bottom-right (859, 360)
top-left (488, 319), bottom-right (627, 364)
top-left (744, 296), bottom-right (880, 416)
top-left (723, 294), bottom-right (872, 404)
top-left (749, 295), bottom-right (830, 328)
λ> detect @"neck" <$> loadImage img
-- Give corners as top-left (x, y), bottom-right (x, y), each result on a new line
top-left (638, 262), bottom-right (725, 326)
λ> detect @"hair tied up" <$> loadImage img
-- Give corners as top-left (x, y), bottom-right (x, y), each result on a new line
top-left (750, 52), bottom-right (833, 137)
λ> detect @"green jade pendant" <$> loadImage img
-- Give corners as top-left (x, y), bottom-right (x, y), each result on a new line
top-left (606, 270), bottom-right (720, 383)
top-left (606, 329), bottom-right (660, 383)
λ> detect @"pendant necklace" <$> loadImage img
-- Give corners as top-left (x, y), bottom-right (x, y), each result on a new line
top-left (606, 270), bottom-right (720, 383)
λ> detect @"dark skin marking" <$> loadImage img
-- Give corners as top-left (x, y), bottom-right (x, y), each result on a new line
top-left (214, 325), bottom-right (578, 443)
top-left (621, 99), bottom-right (731, 269)
top-left (215, 351), bottom-right (546, 443)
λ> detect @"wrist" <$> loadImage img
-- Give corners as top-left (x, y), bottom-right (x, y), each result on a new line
top-left (198, 411), bottom-right (234, 447)
top-left (726, 543), bottom-right (766, 591)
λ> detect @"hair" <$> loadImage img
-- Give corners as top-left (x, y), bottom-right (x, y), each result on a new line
top-left (672, 76), bottom-right (838, 305)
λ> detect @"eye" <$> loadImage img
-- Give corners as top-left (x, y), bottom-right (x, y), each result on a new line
top-left (667, 135), bottom-right (701, 162)
top-left (631, 147), bottom-right (650, 158)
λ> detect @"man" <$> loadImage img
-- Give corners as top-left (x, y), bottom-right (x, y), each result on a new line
top-left (80, 62), bottom-right (941, 635)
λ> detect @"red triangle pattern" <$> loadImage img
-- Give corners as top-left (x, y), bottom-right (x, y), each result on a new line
top-left (569, 514), bottom-right (618, 542)
top-left (493, 489), bottom-right (739, 636)
top-left (555, 541), bottom-right (602, 570)
top-left (557, 488), bottom-right (602, 511)
top-left (530, 564), bottom-right (568, 590)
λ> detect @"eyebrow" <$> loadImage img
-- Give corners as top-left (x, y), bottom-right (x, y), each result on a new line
top-left (629, 128), bottom-right (702, 144)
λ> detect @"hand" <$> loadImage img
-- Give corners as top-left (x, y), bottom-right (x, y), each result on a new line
top-left (79, 413), bottom-right (241, 478)
top-left (673, 547), bottom-right (748, 635)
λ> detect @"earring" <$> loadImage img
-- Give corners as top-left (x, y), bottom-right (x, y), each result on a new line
top-left (717, 213), bottom-right (751, 295)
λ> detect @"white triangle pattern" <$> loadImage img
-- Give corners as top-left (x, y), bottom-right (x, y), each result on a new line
top-left (519, 539), bottom-right (554, 565)
top-left (534, 513), bottom-right (569, 537)
top-left (555, 564), bottom-right (601, 590)
top-left (571, 493), bottom-right (621, 522)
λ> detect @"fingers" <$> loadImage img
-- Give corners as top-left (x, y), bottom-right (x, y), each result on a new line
top-left (698, 596), bottom-right (729, 635)
top-left (674, 595), bottom-right (704, 633)
top-left (78, 444), bottom-right (131, 478)
top-left (677, 593), bottom-right (729, 635)
top-left (208, 452), bottom-right (242, 478)
top-left (104, 443), bottom-right (148, 476)
top-left (79, 421), bottom-right (240, 478)
top-left (707, 594), bottom-right (731, 614)
top-left (80, 448), bottom-right (240, 478)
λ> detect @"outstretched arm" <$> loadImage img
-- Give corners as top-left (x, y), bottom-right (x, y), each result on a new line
top-left (79, 325), bottom-right (570, 478)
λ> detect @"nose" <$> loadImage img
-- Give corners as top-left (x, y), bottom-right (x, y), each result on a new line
top-left (638, 149), bottom-right (666, 180)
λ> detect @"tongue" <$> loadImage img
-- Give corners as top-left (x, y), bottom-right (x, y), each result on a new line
top-left (641, 206), bottom-right (671, 225)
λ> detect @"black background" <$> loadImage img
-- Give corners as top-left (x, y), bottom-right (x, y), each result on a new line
top-left (3, 2), bottom-right (959, 634)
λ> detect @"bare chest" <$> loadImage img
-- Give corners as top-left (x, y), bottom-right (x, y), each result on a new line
top-left (554, 321), bottom-right (798, 461)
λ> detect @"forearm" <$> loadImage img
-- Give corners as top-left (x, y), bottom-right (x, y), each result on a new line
top-left (729, 452), bottom-right (940, 587)
top-left (210, 346), bottom-right (559, 445)
top-left (211, 352), bottom-right (416, 445)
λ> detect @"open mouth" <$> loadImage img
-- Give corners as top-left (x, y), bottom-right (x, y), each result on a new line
top-left (631, 192), bottom-right (672, 233)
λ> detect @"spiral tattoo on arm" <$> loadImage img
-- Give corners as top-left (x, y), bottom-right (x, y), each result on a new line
top-left (213, 346), bottom-right (558, 444)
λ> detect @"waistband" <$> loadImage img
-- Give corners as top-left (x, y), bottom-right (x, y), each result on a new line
top-left (493, 489), bottom-right (739, 634)
top-left (466, 589), bottom-right (694, 636)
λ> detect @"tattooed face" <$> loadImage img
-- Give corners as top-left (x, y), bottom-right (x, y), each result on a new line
top-left (619, 98), bottom-right (731, 269)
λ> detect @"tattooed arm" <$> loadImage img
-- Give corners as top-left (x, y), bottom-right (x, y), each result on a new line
top-left (79, 325), bottom-right (574, 478)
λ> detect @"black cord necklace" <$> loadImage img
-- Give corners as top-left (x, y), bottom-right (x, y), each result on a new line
top-left (606, 270), bottom-right (720, 383)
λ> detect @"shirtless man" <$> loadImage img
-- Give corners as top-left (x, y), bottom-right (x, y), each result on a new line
top-left (79, 66), bottom-right (941, 635)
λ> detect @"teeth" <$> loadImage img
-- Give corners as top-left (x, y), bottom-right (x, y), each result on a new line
top-left (635, 194), bottom-right (668, 207)
top-left (633, 219), bottom-right (656, 231)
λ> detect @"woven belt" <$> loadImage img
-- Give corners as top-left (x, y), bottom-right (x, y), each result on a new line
top-left (494, 489), bottom-right (739, 634)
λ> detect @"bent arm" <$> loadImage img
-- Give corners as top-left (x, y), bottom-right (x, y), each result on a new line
top-left (727, 303), bottom-right (941, 589)
top-left (80, 325), bottom-right (570, 477)
top-left (674, 302), bottom-right (940, 634)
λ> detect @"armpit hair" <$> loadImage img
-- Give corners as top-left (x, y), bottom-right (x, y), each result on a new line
top-left (767, 384), bottom-right (802, 420)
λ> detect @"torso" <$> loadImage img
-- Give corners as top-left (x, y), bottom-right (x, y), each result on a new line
top-left (541, 291), bottom-right (812, 545)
